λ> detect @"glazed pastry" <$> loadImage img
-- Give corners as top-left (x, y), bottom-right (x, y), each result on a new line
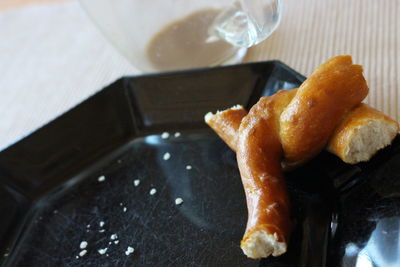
top-left (327, 103), bottom-right (399, 163)
top-left (235, 90), bottom-right (296, 258)
top-left (205, 102), bottom-right (398, 165)
top-left (205, 55), bottom-right (398, 259)
top-left (279, 55), bottom-right (369, 167)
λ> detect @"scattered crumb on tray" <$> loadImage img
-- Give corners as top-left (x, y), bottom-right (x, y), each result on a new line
top-left (175, 198), bottom-right (184, 205)
top-left (163, 152), bottom-right (171, 160)
top-left (174, 132), bottom-right (181, 137)
top-left (133, 179), bottom-right (140, 186)
top-left (186, 165), bottom-right (192, 170)
top-left (80, 241), bottom-right (88, 249)
top-left (125, 246), bottom-right (135, 256)
top-left (149, 188), bottom-right (157, 195)
top-left (98, 248), bottom-right (108, 255)
top-left (161, 132), bottom-right (170, 139)
top-left (79, 250), bottom-right (87, 257)
top-left (98, 175), bottom-right (106, 182)
top-left (99, 221), bottom-right (105, 227)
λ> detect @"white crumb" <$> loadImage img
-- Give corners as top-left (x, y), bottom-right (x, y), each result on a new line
top-left (114, 240), bottom-right (119, 244)
top-left (175, 198), bottom-right (184, 205)
top-left (98, 248), bottom-right (108, 255)
top-left (161, 132), bottom-right (170, 139)
top-left (110, 234), bottom-right (118, 240)
top-left (86, 224), bottom-right (90, 228)
top-left (230, 104), bottom-right (243, 110)
top-left (133, 179), bottom-right (140, 186)
top-left (204, 112), bottom-right (213, 123)
top-left (98, 175), bottom-right (106, 182)
top-left (123, 207), bottom-right (127, 212)
top-left (79, 250), bottom-right (87, 257)
top-left (174, 132), bottom-right (181, 137)
top-left (4, 253), bottom-right (9, 257)
top-left (80, 241), bottom-right (88, 249)
top-left (75, 255), bottom-right (79, 259)
top-left (99, 221), bottom-right (105, 227)
top-left (125, 246), bottom-right (135, 256)
top-left (149, 188), bottom-right (157, 195)
top-left (186, 165), bottom-right (192, 170)
top-left (86, 230), bottom-right (90, 233)
top-left (99, 229), bottom-right (105, 233)
top-left (163, 152), bottom-right (171, 160)
top-left (109, 241), bottom-right (112, 245)
top-left (119, 202), bottom-right (123, 206)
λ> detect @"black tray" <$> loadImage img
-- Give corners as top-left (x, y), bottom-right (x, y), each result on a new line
top-left (1, 61), bottom-right (399, 267)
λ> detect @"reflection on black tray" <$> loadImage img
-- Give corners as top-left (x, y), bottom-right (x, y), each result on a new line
top-left (0, 61), bottom-right (399, 267)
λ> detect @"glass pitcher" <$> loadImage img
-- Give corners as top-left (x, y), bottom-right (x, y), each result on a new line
top-left (80, 0), bottom-right (282, 72)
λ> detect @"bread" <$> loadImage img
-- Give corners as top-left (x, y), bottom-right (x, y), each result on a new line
top-left (204, 55), bottom-right (398, 259)
top-left (279, 55), bottom-right (369, 167)
top-left (327, 103), bottom-right (399, 163)
top-left (205, 102), bottom-right (399, 167)
top-left (204, 105), bottom-right (246, 152)
top-left (236, 90), bottom-right (296, 258)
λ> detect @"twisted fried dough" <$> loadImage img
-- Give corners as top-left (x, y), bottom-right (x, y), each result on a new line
top-left (204, 55), bottom-right (371, 258)
top-left (206, 101), bottom-right (398, 165)
top-left (236, 90), bottom-right (296, 258)
top-left (280, 55), bottom-right (369, 166)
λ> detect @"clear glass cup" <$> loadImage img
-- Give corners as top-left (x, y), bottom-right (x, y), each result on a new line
top-left (79, 0), bottom-right (282, 72)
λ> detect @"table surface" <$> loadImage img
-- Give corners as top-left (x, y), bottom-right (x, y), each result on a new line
top-left (1, 0), bottom-right (399, 150)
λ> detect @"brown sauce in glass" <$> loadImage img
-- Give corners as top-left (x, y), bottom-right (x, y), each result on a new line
top-left (146, 9), bottom-right (236, 71)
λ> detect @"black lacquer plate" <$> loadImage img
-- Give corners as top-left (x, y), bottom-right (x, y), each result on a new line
top-left (1, 61), bottom-right (399, 267)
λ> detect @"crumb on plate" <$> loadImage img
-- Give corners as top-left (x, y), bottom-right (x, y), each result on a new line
top-left (149, 188), bottom-right (157, 195)
top-left (163, 152), bottom-right (171, 160)
top-left (175, 198), bottom-right (184, 205)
